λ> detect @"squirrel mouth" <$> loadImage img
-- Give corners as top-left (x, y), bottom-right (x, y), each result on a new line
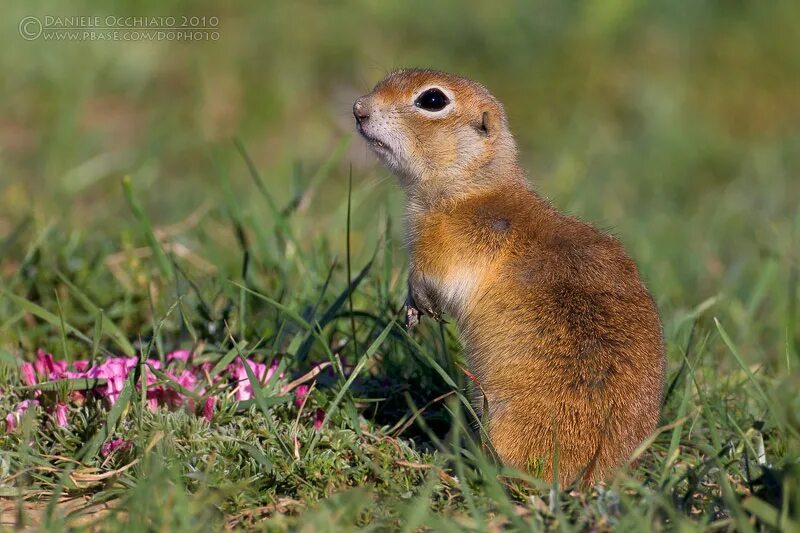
top-left (356, 124), bottom-right (390, 152)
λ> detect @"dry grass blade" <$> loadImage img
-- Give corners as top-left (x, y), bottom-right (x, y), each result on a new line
top-left (69, 460), bottom-right (139, 489)
top-left (281, 361), bottom-right (332, 394)
top-left (225, 498), bottom-right (304, 527)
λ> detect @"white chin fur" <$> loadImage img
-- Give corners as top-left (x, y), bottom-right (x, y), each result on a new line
top-left (378, 151), bottom-right (405, 177)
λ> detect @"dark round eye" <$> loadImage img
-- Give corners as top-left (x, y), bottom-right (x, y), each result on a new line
top-left (414, 88), bottom-right (450, 111)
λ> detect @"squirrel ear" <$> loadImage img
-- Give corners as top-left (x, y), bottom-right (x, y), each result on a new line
top-left (476, 111), bottom-right (496, 137)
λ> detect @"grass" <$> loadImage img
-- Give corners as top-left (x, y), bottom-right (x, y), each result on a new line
top-left (1, 0), bottom-right (799, 530)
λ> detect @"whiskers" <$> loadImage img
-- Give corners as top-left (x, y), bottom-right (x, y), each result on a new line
top-left (362, 172), bottom-right (394, 191)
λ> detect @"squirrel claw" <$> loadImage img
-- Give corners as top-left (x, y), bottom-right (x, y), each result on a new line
top-left (405, 305), bottom-right (420, 331)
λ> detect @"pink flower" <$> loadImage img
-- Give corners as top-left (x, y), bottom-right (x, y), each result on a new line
top-left (34, 350), bottom-right (54, 375)
top-left (177, 370), bottom-right (198, 408)
top-left (294, 385), bottom-right (309, 407)
top-left (101, 438), bottom-right (132, 457)
top-left (4, 413), bottom-right (16, 433)
top-left (161, 370), bottom-right (198, 407)
top-left (11, 349), bottom-right (293, 425)
top-left (54, 402), bottom-right (68, 427)
top-left (142, 369), bottom-right (161, 410)
top-left (20, 363), bottom-right (36, 386)
top-left (167, 350), bottom-right (191, 362)
top-left (267, 359), bottom-right (280, 379)
top-left (87, 357), bottom-right (138, 406)
top-left (231, 358), bottom-right (280, 401)
top-left (313, 408), bottom-right (325, 430)
top-left (203, 397), bottom-right (215, 421)
top-left (5, 400), bottom-right (39, 433)
top-left (106, 375), bottom-right (127, 405)
top-left (146, 396), bottom-right (160, 411)
top-left (35, 349), bottom-right (67, 380)
top-left (175, 370), bottom-right (197, 390)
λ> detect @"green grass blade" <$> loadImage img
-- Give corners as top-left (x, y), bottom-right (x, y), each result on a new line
top-left (233, 347), bottom-right (292, 457)
top-left (304, 319), bottom-right (395, 458)
top-left (4, 291), bottom-right (94, 347)
top-left (209, 340), bottom-right (248, 378)
top-left (54, 288), bottom-right (70, 360)
top-left (231, 281), bottom-right (338, 363)
top-left (91, 308), bottom-right (104, 366)
top-left (146, 364), bottom-right (202, 401)
top-left (714, 317), bottom-right (770, 407)
top-left (346, 167), bottom-right (359, 360)
top-left (14, 378), bottom-right (107, 392)
top-left (122, 175), bottom-right (174, 281)
top-left (402, 329), bottom-right (496, 457)
top-left (77, 371), bottom-right (135, 462)
top-left (295, 259), bottom-right (373, 363)
top-left (233, 138), bottom-right (308, 269)
top-left (57, 272), bottom-right (136, 355)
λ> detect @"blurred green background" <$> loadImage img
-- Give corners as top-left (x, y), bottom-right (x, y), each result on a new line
top-left (1, 0), bottom-right (799, 360)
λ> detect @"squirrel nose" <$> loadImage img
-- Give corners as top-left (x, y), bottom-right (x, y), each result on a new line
top-left (353, 98), bottom-right (370, 123)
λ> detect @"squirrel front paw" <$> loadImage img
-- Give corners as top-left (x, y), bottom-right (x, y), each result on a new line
top-left (405, 303), bottom-right (420, 331)
top-left (406, 273), bottom-right (442, 330)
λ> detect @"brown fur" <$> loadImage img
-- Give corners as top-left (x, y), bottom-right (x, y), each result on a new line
top-left (354, 69), bottom-right (665, 485)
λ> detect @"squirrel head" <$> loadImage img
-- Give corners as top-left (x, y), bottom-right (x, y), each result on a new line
top-left (354, 69), bottom-right (522, 199)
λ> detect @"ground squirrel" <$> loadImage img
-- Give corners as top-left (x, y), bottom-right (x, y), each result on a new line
top-left (354, 69), bottom-right (665, 485)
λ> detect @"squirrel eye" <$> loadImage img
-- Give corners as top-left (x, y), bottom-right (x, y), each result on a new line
top-left (414, 88), bottom-right (450, 111)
